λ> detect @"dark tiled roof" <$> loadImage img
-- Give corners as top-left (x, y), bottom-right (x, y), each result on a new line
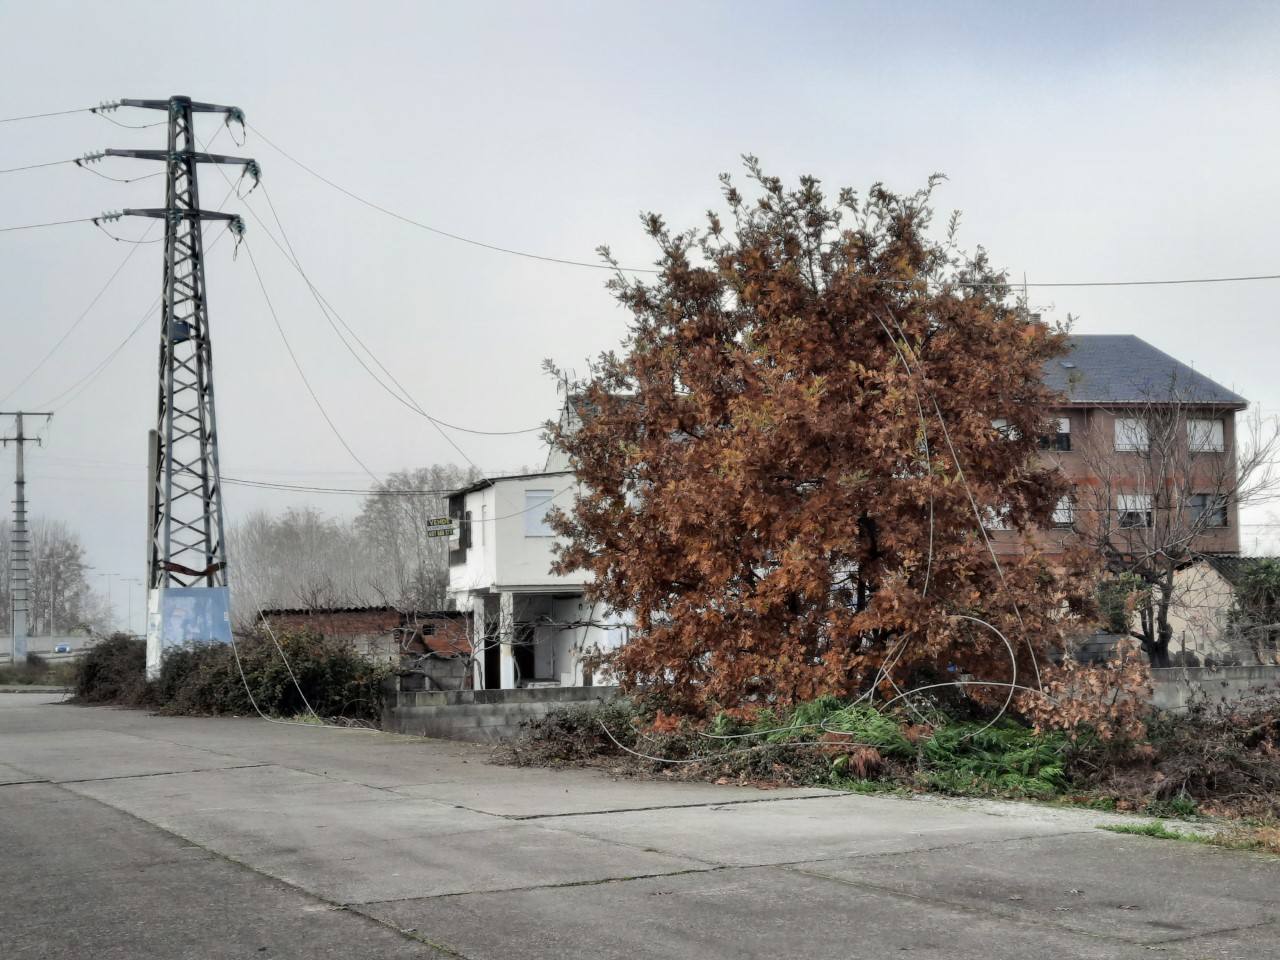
top-left (1204, 555), bottom-right (1280, 587)
top-left (1043, 335), bottom-right (1246, 407)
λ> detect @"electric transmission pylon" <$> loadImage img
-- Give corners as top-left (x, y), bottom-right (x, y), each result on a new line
top-left (99, 96), bottom-right (256, 673)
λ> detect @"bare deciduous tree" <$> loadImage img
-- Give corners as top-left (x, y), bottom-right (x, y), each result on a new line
top-left (0, 516), bottom-right (97, 635)
top-left (1068, 388), bottom-right (1279, 666)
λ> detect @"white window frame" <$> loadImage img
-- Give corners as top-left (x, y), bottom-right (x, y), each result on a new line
top-left (1117, 493), bottom-right (1153, 529)
top-left (1115, 417), bottom-right (1149, 452)
top-left (1052, 495), bottom-right (1075, 529)
top-left (1188, 418), bottom-right (1225, 453)
top-left (523, 489), bottom-right (556, 537)
top-left (991, 418), bottom-right (1019, 440)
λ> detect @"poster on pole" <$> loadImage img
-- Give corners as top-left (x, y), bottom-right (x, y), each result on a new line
top-left (145, 586), bottom-right (233, 679)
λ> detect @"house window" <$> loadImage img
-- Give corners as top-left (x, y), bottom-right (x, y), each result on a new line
top-left (1188, 418), bottom-right (1225, 453)
top-left (1115, 417), bottom-right (1149, 452)
top-left (1117, 494), bottom-right (1153, 528)
top-left (983, 505), bottom-right (1012, 531)
top-left (461, 510), bottom-right (473, 548)
top-left (1189, 493), bottom-right (1228, 528)
top-left (1052, 495), bottom-right (1075, 529)
top-left (1038, 417), bottom-right (1071, 451)
top-left (991, 418), bottom-right (1019, 440)
top-left (524, 489), bottom-right (555, 537)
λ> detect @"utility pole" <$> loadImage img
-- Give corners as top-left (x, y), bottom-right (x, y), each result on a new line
top-left (1, 412), bottom-right (52, 663)
top-left (99, 96), bottom-right (255, 677)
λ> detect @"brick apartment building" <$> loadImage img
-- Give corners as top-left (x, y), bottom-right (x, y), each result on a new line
top-left (992, 333), bottom-right (1246, 558)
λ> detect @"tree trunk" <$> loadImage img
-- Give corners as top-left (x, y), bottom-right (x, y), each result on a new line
top-left (1151, 582), bottom-right (1174, 668)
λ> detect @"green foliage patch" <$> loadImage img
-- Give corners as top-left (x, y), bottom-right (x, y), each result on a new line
top-left (74, 630), bottom-right (388, 723)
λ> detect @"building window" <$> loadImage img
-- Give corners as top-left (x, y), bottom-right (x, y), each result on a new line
top-left (983, 505), bottom-right (1012, 531)
top-left (524, 489), bottom-right (555, 537)
top-left (1115, 417), bottom-right (1149, 452)
top-left (1038, 417), bottom-right (1071, 451)
top-left (461, 510), bottom-right (472, 548)
top-left (1052, 495), bottom-right (1075, 529)
top-left (1188, 418), bottom-right (1225, 453)
top-left (1189, 493), bottom-right (1228, 528)
top-left (991, 418), bottom-right (1019, 440)
top-left (1117, 494), bottom-right (1153, 528)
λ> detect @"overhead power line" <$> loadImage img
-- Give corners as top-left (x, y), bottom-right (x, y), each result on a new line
top-left (246, 178), bottom-right (544, 436)
top-left (11, 127), bottom-right (230, 410)
top-left (0, 106), bottom-right (96, 124)
top-left (241, 236), bottom-right (385, 488)
top-left (0, 217), bottom-right (96, 233)
top-left (223, 476), bottom-right (455, 496)
top-left (251, 124), bottom-right (1280, 289)
top-left (0, 219), bottom-right (156, 405)
top-left (247, 122), bottom-right (659, 274)
top-left (0, 158), bottom-right (76, 175)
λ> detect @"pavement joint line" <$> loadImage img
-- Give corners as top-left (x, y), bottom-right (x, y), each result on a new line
top-left (761, 827), bottom-right (1095, 869)
top-left (53, 761), bottom-right (274, 785)
top-left (45, 778), bottom-right (477, 960)
top-left (348, 865), bottom-right (729, 907)
top-left (0, 778), bottom-right (52, 787)
top-left (1136, 917), bottom-right (1280, 947)
top-left (499, 789), bottom-right (841, 820)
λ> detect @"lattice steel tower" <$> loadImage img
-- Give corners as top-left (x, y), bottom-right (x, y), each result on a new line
top-left (104, 96), bottom-right (254, 594)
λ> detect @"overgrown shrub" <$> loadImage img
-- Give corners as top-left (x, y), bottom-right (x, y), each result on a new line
top-left (1072, 696), bottom-right (1280, 819)
top-left (74, 629), bottom-right (389, 723)
top-left (74, 633), bottom-right (149, 704)
top-left (154, 631), bottom-right (388, 721)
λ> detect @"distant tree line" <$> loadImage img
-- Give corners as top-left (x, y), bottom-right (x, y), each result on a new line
top-left (226, 463), bottom-right (481, 627)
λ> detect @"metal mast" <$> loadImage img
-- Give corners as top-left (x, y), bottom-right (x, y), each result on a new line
top-left (104, 97), bottom-right (252, 591)
top-left (102, 96), bottom-right (254, 673)
top-left (1, 411), bottom-right (52, 662)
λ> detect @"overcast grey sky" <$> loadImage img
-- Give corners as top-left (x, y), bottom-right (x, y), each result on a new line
top-left (2, 0), bottom-right (1279, 629)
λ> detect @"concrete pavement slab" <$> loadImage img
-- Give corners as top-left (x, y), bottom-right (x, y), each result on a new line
top-left (391, 762), bottom-right (837, 817)
top-left (0, 761), bottom-right (45, 784)
top-left (358, 865), bottom-right (1156, 960)
top-left (794, 830), bottom-right (1280, 945)
top-left (1, 787), bottom-right (447, 960)
top-left (239, 822), bottom-right (712, 904)
top-left (538, 792), bottom-right (1089, 866)
top-left (0, 728), bottom-right (258, 782)
top-left (0, 783), bottom-right (211, 883)
top-left (65, 761), bottom-right (710, 904)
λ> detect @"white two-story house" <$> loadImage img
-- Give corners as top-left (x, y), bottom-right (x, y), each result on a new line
top-left (446, 428), bottom-right (629, 689)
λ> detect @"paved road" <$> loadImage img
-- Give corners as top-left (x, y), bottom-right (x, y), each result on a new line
top-left (2, 692), bottom-right (1277, 959)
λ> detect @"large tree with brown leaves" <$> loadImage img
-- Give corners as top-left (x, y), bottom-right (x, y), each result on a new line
top-left (552, 161), bottom-right (1088, 716)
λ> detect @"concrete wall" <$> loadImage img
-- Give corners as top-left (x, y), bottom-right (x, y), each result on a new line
top-left (1150, 664), bottom-right (1280, 711)
top-left (383, 685), bottom-right (619, 743)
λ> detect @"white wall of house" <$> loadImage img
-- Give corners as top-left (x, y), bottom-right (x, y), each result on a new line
top-left (447, 466), bottom-right (632, 689)
top-left (1167, 562), bottom-right (1237, 661)
top-left (447, 472), bottom-right (582, 595)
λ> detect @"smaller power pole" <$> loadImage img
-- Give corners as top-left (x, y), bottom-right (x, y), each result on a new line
top-left (1, 411), bottom-right (52, 662)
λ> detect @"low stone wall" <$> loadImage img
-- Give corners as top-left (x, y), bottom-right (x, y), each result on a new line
top-left (384, 685), bottom-right (619, 743)
top-left (1150, 665), bottom-right (1280, 711)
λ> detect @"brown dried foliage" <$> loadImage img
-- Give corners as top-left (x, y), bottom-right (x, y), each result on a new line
top-left (552, 161), bottom-right (1092, 717)
top-left (1018, 640), bottom-right (1152, 742)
